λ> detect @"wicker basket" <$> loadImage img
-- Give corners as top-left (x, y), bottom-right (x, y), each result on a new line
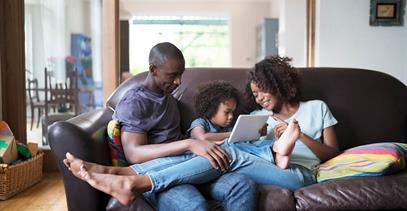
top-left (0, 151), bottom-right (43, 200)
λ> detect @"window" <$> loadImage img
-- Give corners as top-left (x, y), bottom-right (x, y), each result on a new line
top-left (24, 0), bottom-right (103, 146)
top-left (129, 16), bottom-right (230, 74)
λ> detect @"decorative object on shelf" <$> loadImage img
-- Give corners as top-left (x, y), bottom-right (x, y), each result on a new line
top-left (65, 55), bottom-right (77, 72)
top-left (370, 0), bottom-right (405, 26)
top-left (80, 56), bottom-right (93, 78)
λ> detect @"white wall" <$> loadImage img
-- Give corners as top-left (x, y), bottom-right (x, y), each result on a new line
top-left (120, 0), bottom-right (272, 67)
top-left (269, 0), bottom-right (281, 18)
top-left (315, 0), bottom-right (407, 85)
top-left (66, 0), bottom-right (102, 82)
top-left (278, 0), bottom-right (307, 67)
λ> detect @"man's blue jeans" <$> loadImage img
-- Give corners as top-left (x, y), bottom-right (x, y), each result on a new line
top-left (144, 173), bottom-right (257, 211)
top-left (132, 146), bottom-right (315, 192)
top-left (134, 152), bottom-right (257, 210)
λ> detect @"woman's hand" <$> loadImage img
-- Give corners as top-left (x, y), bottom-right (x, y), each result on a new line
top-left (271, 115), bottom-right (289, 139)
top-left (273, 123), bottom-right (287, 139)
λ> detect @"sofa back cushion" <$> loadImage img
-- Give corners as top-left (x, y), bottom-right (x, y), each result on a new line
top-left (300, 68), bottom-right (407, 150)
top-left (107, 67), bottom-right (407, 150)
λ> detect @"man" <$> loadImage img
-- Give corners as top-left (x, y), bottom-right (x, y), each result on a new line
top-left (65, 42), bottom-right (257, 210)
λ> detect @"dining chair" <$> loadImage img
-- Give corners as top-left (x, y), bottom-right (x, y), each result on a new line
top-left (46, 70), bottom-right (78, 114)
top-left (42, 68), bottom-right (79, 145)
top-left (27, 78), bottom-right (46, 130)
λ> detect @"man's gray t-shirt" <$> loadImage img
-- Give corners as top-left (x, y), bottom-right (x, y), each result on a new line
top-left (112, 85), bottom-right (183, 144)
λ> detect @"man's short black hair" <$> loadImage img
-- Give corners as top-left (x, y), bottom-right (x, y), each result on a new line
top-left (195, 80), bottom-right (241, 119)
top-left (149, 42), bottom-right (185, 66)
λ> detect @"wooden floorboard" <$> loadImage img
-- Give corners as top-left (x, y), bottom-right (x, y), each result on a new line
top-left (0, 172), bottom-right (67, 211)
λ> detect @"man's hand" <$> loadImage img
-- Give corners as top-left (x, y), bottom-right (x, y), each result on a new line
top-left (188, 139), bottom-right (230, 172)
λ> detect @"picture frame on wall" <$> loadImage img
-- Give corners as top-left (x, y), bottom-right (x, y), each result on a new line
top-left (370, 0), bottom-right (405, 26)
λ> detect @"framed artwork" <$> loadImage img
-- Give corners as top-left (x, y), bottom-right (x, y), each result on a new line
top-left (370, 0), bottom-right (405, 26)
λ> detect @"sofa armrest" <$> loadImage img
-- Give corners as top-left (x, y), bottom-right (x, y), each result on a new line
top-left (48, 109), bottom-right (113, 211)
top-left (294, 170), bottom-right (407, 210)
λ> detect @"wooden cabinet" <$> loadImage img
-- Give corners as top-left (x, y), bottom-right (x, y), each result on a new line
top-left (256, 18), bottom-right (279, 62)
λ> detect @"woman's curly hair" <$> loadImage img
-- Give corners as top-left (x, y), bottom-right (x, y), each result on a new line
top-left (245, 56), bottom-right (301, 110)
top-left (195, 80), bottom-right (241, 119)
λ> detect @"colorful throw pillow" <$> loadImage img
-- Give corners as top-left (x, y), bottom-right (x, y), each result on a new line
top-left (317, 142), bottom-right (407, 183)
top-left (106, 120), bottom-right (128, 167)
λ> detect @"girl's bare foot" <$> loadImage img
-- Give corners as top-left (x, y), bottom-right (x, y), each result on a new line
top-left (79, 167), bottom-right (152, 205)
top-left (273, 119), bottom-right (300, 156)
top-left (275, 154), bottom-right (290, 169)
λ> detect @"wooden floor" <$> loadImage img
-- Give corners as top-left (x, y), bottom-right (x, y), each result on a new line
top-left (0, 173), bottom-right (67, 211)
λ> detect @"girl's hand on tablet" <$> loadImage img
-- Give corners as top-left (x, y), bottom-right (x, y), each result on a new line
top-left (259, 123), bottom-right (268, 136)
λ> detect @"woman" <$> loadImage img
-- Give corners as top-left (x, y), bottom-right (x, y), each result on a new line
top-left (245, 55), bottom-right (340, 175)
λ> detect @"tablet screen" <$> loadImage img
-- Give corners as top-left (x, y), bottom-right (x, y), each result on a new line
top-left (228, 114), bottom-right (269, 143)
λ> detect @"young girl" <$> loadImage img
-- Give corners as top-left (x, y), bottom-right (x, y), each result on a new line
top-left (189, 80), bottom-right (300, 169)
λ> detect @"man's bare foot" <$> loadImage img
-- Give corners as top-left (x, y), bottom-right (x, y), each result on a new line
top-left (63, 152), bottom-right (109, 179)
top-left (273, 119), bottom-right (300, 156)
top-left (79, 167), bottom-right (152, 205)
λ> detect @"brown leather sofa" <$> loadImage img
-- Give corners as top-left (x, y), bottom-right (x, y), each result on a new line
top-left (49, 67), bottom-right (407, 211)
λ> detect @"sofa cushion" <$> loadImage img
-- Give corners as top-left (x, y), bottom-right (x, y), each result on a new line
top-left (105, 197), bottom-right (224, 211)
top-left (106, 197), bottom-right (154, 211)
top-left (258, 185), bottom-right (296, 211)
top-left (107, 120), bottom-right (128, 166)
top-left (317, 142), bottom-right (407, 182)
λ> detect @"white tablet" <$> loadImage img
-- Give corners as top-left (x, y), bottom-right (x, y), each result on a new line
top-left (228, 114), bottom-right (270, 143)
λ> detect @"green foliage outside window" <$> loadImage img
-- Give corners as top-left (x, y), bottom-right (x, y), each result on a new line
top-left (130, 17), bottom-right (229, 75)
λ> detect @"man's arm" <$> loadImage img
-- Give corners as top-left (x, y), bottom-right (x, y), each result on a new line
top-left (121, 131), bottom-right (230, 171)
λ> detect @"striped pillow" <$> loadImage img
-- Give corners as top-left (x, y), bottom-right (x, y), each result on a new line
top-left (106, 120), bottom-right (128, 167)
top-left (317, 142), bottom-right (407, 182)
